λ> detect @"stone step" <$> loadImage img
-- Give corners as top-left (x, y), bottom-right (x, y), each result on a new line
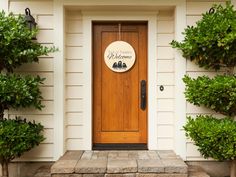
top-left (51, 151), bottom-right (188, 177)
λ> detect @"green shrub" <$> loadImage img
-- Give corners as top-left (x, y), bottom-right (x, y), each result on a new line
top-left (0, 118), bottom-right (44, 161)
top-left (184, 115), bottom-right (236, 161)
top-left (171, 3), bottom-right (236, 70)
top-left (0, 11), bottom-right (56, 72)
top-left (0, 10), bottom-right (57, 177)
top-left (183, 75), bottom-right (236, 116)
top-left (0, 74), bottom-right (44, 111)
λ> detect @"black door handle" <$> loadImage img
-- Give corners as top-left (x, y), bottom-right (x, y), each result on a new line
top-left (140, 80), bottom-right (146, 110)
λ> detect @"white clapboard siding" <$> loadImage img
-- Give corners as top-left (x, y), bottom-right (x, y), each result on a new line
top-left (8, 0), bottom-right (54, 161)
top-left (156, 10), bottom-right (175, 150)
top-left (157, 99), bottom-right (174, 112)
top-left (66, 99), bottom-right (83, 112)
top-left (18, 144), bottom-right (54, 160)
top-left (185, 0), bottom-right (227, 160)
top-left (157, 125), bottom-right (174, 138)
top-left (157, 112), bottom-right (174, 125)
top-left (9, 1), bottom-right (53, 15)
top-left (37, 15), bottom-right (54, 29)
top-left (187, 1), bottom-right (226, 15)
top-left (157, 86), bottom-right (174, 99)
top-left (157, 47), bottom-right (174, 60)
top-left (66, 139), bottom-right (84, 150)
top-left (66, 47), bottom-right (83, 60)
top-left (65, 10), bottom-right (84, 150)
top-left (67, 125), bottom-right (84, 139)
top-left (16, 58), bottom-right (53, 72)
top-left (157, 139), bottom-right (174, 150)
top-left (157, 60), bottom-right (174, 73)
top-left (157, 73), bottom-right (175, 86)
top-left (37, 30), bottom-right (54, 44)
top-left (66, 86), bottom-right (84, 99)
top-left (67, 112), bottom-right (83, 125)
top-left (66, 60), bottom-right (84, 73)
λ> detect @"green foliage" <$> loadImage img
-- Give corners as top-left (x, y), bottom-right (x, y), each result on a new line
top-left (0, 74), bottom-right (44, 111)
top-left (0, 10), bottom-right (57, 176)
top-left (0, 117), bottom-right (44, 162)
top-left (183, 75), bottom-right (236, 116)
top-left (184, 115), bottom-right (236, 161)
top-left (0, 11), bottom-right (56, 72)
top-left (171, 3), bottom-right (236, 70)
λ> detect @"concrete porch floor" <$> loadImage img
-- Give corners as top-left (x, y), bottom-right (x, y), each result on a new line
top-left (51, 150), bottom-right (189, 177)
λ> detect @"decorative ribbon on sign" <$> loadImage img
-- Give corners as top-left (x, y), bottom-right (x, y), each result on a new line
top-left (104, 24), bottom-right (136, 73)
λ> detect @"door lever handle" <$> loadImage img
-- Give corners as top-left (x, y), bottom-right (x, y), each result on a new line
top-left (140, 80), bottom-right (146, 110)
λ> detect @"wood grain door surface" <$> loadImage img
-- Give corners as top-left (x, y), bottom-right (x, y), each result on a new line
top-left (93, 22), bottom-right (147, 145)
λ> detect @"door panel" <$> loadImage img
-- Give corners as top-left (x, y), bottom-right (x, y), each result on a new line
top-left (93, 23), bottom-right (147, 144)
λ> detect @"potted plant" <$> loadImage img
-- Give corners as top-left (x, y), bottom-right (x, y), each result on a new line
top-left (171, 3), bottom-right (236, 177)
top-left (0, 11), bottom-right (56, 177)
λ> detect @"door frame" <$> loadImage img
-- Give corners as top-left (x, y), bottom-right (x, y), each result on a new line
top-left (82, 11), bottom-right (157, 150)
top-left (92, 22), bottom-right (148, 147)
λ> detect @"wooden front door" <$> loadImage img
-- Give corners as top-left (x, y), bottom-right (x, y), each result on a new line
top-left (93, 22), bottom-right (147, 147)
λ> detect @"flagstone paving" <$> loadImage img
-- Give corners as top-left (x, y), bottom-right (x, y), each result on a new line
top-left (51, 150), bottom-right (188, 177)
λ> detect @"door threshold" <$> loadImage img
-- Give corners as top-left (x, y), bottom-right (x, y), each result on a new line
top-left (93, 143), bottom-right (147, 150)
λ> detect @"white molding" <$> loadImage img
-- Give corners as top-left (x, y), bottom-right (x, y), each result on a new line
top-left (174, 0), bottom-right (187, 160)
top-left (0, 0), bottom-right (9, 12)
top-left (82, 12), bottom-right (158, 150)
top-left (53, 0), bottom-right (66, 160)
top-left (82, 15), bottom-right (92, 150)
top-left (63, 0), bottom-right (180, 6)
top-left (147, 17), bottom-right (158, 150)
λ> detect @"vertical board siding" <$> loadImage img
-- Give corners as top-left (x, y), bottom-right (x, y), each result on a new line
top-left (65, 10), bottom-right (84, 150)
top-left (156, 10), bottom-right (175, 150)
top-left (9, 0), bottom-right (54, 161)
top-left (186, 0), bottom-right (227, 161)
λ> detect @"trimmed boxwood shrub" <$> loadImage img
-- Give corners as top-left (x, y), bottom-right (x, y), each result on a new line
top-left (171, 3), bottom-right (236, 70)
top-left (184, 115), bottom-right (236, 161)
top-left (183, 75), bottom-right (236, 116)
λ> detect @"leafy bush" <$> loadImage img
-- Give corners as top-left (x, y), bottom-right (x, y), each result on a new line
top-left (0, 11), bottom-right (56, 72)
top-left (171, 3), bottom-right (236, 70)
top-left (184, 115), bottom-right (236, 161)
top-left (0, 74), bottom-right (44, 111)
top-left (0, 118), bottom-right (44, 162)
top-left (183, 75), bottom-right (236, 116)
top-left (0, 10), bottom-right (57, 177)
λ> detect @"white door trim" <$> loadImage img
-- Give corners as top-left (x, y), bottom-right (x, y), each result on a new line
top-left (82, 12), bottom-right (158, 150)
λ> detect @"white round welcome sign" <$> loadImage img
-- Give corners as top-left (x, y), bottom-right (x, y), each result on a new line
top-left (104, 41), bottom-right (136, 72)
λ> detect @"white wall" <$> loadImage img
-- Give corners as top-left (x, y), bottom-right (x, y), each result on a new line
top-left (156, 10), bottom-right (175, 150)
top-left (65, 10), bottom-right (84, 150)
top-left (9, 0), bottom-right (54, 161)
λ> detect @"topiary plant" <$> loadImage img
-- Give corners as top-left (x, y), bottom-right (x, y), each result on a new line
top-left (183, 75), bottom-right (236, 116)
top-left (184, 115), bottom-right (236, 161)
top-left (171, 2), bottom-right (236, 177)
top-left (171, 2), bottom-right (236, 71)
top-left (0, 118), bottom-right (45, 177)
top-left (0, 11), bottom-right (57, 177)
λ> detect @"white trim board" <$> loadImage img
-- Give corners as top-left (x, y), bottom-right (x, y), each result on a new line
top-left (174, 0), bottom-right (187, 160)
top-left (82, 12), bottom-right (158, 150)
top-left (53, 0), bottom-right (66, 160)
